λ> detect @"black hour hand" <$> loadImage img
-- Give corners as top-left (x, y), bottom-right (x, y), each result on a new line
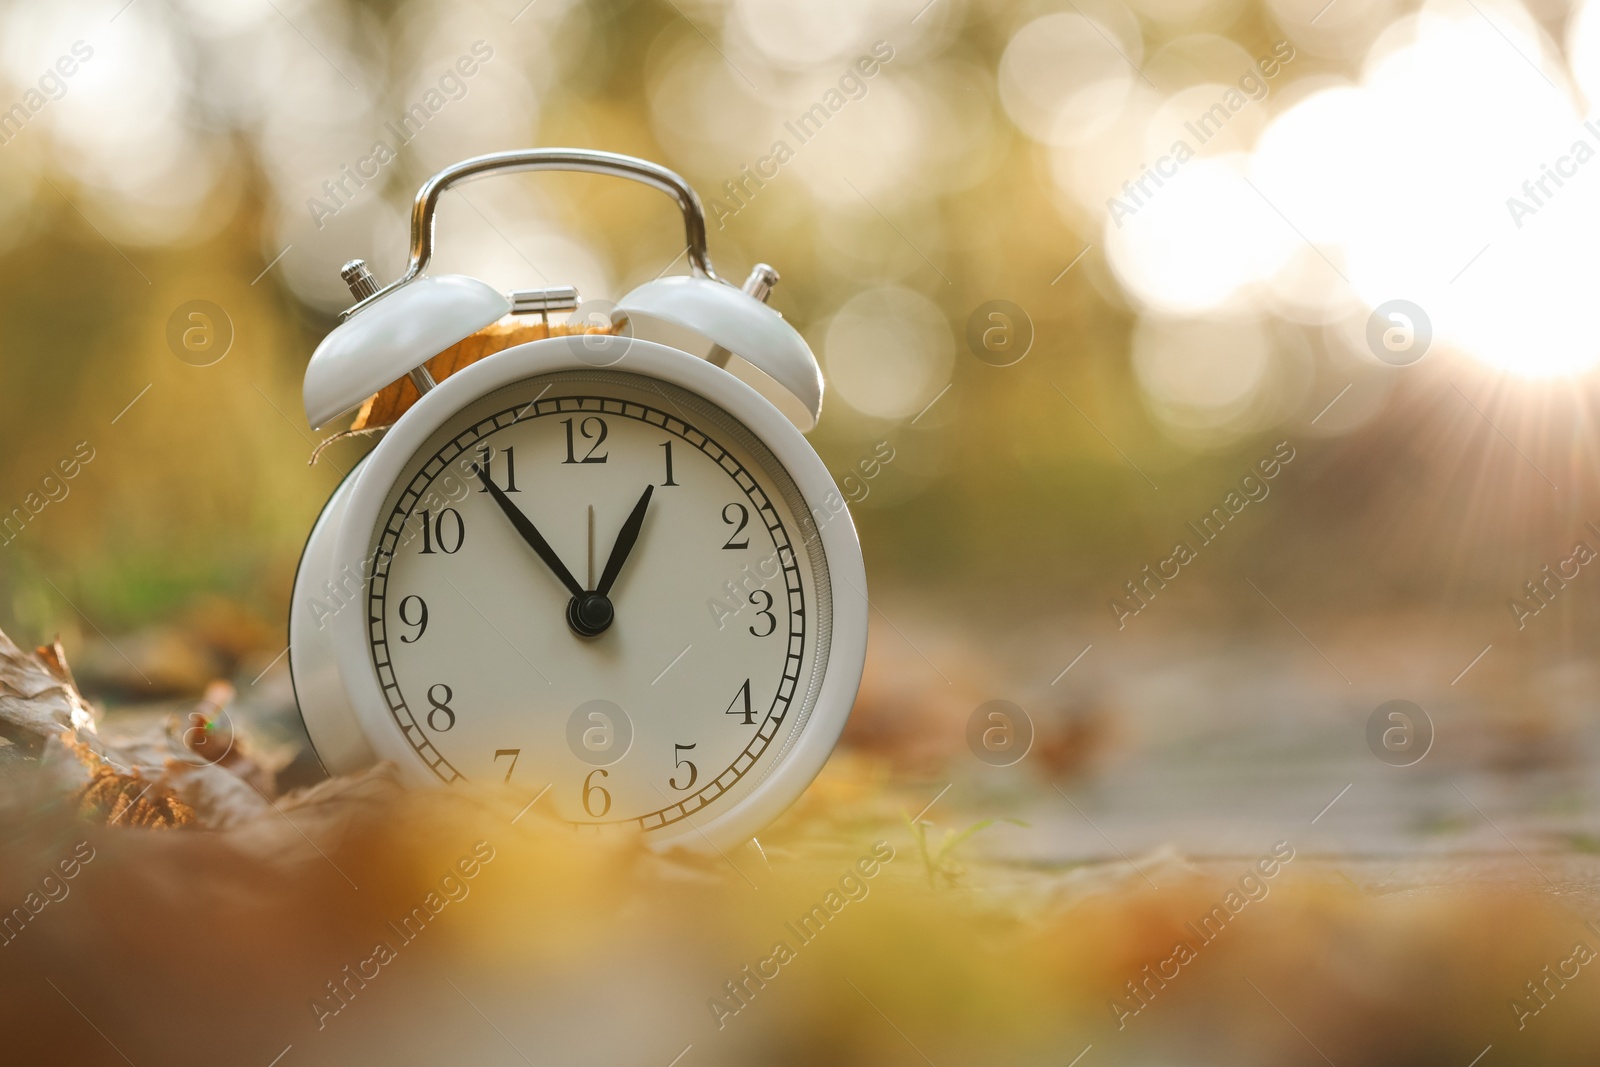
top-left (596, 484), bottom-right (655, 597)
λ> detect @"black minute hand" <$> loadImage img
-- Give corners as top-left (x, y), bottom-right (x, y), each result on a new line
top-left (474, 464), bottom-right (585, 599)
top-left (596, 484), bottom-right (655, 597)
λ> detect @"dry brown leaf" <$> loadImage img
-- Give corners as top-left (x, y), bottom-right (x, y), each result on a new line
top-left (346, 317), bottom-right (615, 434)
top-left (165, 760), bottom-right (272, 829)
top-left (178, 680), bottom-right (274, 794)
top-left (64, 732), bottom-right (196, 829)
top-left (0, 630), bottom-right (97, 753)
top-left (0, 622), bottom-right (297, 832)
top-left (217, 762), bottom-right (405, 866)
top-left (35, 637), bottom-right (75, 684)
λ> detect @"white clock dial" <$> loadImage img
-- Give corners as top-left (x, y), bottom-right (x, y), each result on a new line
top-left (362, 369), bottom-right (832, 834)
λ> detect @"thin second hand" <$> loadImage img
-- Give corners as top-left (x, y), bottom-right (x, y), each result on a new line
top-left (587, 505), bottom-right (595, 590)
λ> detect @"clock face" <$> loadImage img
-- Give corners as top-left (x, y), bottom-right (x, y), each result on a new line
top-left (361, 369), bottom-right (833, 835)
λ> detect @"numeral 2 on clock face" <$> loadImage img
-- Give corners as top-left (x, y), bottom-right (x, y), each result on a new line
top-left (722, 503), bottom-right (750, 549)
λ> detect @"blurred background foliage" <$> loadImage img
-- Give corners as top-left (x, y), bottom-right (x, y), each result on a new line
top-left (8, 9), bottom-right (1600, 1061)
top-left (0, 0), bottom-right (1596, 662)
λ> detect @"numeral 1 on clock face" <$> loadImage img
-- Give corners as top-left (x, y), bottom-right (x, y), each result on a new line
top-left (659, 441), bottom-right (679, 487)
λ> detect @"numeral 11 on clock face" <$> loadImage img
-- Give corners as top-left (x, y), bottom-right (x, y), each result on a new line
top-left (476, 445), bottom-right (519, 493)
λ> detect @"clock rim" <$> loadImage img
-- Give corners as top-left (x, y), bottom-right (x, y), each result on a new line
top-left (321, 335), bottom-right (868, 852)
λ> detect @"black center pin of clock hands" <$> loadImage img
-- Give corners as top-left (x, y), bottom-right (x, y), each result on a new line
top-left (473, 464), bottom-right (653, 638)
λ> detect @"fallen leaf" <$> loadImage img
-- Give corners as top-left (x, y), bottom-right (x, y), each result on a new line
top-left (330, 316), bottom-right (615, 445)
top-left (64, 732), bottom-right (196, 829)
top-left (0, 630), bottom-right (97, 753)
top-left (179, 680), bottom-right (274, 795)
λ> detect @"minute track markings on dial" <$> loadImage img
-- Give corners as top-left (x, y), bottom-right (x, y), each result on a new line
top-left (368, 383), bottom-right (812, 824)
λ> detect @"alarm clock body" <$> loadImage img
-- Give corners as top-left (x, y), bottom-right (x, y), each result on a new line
top-left (290, 335), bottom-right (868, 851)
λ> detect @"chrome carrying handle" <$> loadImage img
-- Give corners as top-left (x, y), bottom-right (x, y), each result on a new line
top-left (347, 149), bottom-right (721, 315)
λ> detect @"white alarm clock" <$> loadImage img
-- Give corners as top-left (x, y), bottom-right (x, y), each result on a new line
top-left (289, 150), bottom-right (868, 851)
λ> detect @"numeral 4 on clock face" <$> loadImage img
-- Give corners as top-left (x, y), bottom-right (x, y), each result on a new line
top-left (725, 678), bottom-right (754, 725)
